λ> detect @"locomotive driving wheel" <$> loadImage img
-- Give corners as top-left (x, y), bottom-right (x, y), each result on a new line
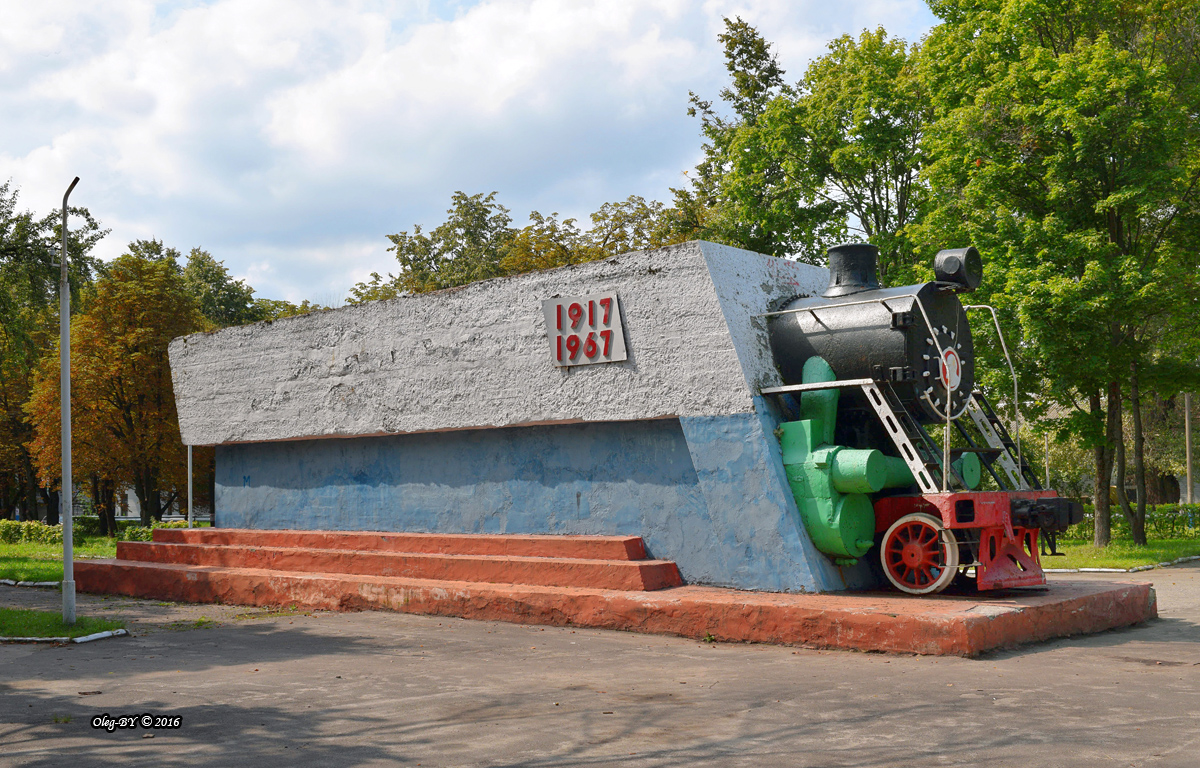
top-left (881, 513), bottom-right (959, 594)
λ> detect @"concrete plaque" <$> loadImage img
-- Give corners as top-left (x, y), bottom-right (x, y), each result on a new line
top-left (542, 291), bottom-right (627, 366)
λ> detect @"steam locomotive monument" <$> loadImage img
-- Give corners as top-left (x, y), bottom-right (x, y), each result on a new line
top-left (77, 240), bottom-right (1151, 654)
top-left (765, 242), bottom-right (1083, 593)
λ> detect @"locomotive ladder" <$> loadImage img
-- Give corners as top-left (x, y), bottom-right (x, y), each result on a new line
top-left (950, 417), bottom-right (1014, 491)
top-left (860, 381), bottom-right (967, 495)
top-left (964, 392), bottom-right (1041, 490)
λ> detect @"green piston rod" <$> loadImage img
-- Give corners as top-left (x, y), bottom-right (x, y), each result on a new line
top-left (779, 358), bottom-right (915, 564)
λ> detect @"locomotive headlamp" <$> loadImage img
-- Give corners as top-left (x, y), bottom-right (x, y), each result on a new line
top-left (934, 246), bottom-right (983, 292)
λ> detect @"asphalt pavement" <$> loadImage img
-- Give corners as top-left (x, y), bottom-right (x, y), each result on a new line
top-left (1, 565), bottom-right (1197, 768)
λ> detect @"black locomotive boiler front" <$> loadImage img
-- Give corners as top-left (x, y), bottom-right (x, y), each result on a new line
top-left (767, 243), bottom-right (983, 423)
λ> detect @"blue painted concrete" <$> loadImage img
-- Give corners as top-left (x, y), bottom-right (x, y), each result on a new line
top-left (215, 416), bottom-right (855, 592)
top-left (732, 398), bottom-right (878, 591)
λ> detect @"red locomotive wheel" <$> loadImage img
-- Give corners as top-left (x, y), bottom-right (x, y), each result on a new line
top-left (881, 513), bottom-right (959, 595)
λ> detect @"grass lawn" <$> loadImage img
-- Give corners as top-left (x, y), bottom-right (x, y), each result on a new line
top-left (0, 607), bottom-right (124, 639)
top-left (1048, 539), bottom-right (1200, 570)
top-left (0, 537), bottom-right (118, 582)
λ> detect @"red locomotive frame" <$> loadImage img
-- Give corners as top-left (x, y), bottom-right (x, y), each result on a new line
top-left (873, 491), bottom-right (1061, 591)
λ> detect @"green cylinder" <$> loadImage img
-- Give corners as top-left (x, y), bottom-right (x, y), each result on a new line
top-left (830, 448), bottom-right (887, 494)
top-left (800, 357), bottom-right (839, 444)
top-left (797, 493), bottom-right (876, 560)
top-left (779, 420), bottom-right (818, 465)
top-left (882, 456), bottom-right (916, 488)
top-left (832, 493), bottom-right (876, 559)
top-left (952, 452), bottom-right (983, 490)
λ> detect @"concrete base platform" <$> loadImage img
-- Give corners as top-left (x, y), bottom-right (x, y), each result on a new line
top-left (75, 558), bottom-right (1156, 657)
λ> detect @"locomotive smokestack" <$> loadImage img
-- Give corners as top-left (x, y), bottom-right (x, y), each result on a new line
top-left (822, 243), bottom-right (881, 298)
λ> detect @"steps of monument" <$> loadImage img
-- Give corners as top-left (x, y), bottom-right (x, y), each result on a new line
top-left (115, 540), bottom-right (682, 592)
top-left (151, 528), bottom-right (648, 561)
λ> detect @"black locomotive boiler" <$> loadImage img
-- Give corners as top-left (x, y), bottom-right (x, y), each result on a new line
top-left (764, 243), bottom-right (1082, 594)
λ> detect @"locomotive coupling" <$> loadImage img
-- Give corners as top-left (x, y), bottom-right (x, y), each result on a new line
top-left (1010, 497), bottom-right (1085, 535)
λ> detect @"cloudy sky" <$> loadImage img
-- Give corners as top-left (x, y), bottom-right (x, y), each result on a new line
top-left (2, 0), bottom-right (937, 303)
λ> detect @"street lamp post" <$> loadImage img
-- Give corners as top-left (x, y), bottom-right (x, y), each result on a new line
top-left (60, 176), bottom-right (79, 625)
top-left (1044, 432), bottom-right (1050, 489)
top-left (1187, 392), bottom-right (1193, 505)
top-left (187, 445), bottom-right (193, 528)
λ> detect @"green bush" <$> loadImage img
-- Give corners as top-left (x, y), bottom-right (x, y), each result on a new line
top-left (0, 517), bottom-right (201, 547)
top-left (79, 516), bottom-right (155, 541)
top-left (120, 525), bottom-right (154, 542)
top-left (118, 519), bottom-right (193, 542)
top-left (73, 516), bottom-right (103, 538)
top-left (0, 520), bottom-right (21, 544)
top-left (1146, 504), bottom-right (1200, 538)
top-left (1061, 503), bottom-right (1200, 541)
top-left (0, 520), bottom-right (64, 545)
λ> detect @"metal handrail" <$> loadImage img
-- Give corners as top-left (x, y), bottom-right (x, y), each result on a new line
top-left (757, 295), bottom-right (916, 319)
top-left (760, 378), bottom-right (874, 395)
top-left (963, 305), bottom-right (1022, 473)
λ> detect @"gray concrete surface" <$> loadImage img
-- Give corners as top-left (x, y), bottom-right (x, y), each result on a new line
top-left (2, 566), bottom-right (1198, 768)
top-left (169, 241), bottom-right (826, 446)
top-left (171, 240), bottom-right (856, 594)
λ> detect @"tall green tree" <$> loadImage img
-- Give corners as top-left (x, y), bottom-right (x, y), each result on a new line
top-left (351, 191), bottom-right (514, 301)
top-left (674, 17), bottom-right (811, 258)
top-left (773, 28), bottom-right (931, 281)
top-left (679, 20), bottom-right (931, 277)
top-left (919, 0), bottom-right (1200, 544)
top-left (498, 211), bottom-right (597, 276)
top-left (0, 181), bottom-right (106, 521)
top-left (138, 239), bottom-right (321, 325)
top-left (182, 248), bottom-right (262, 327)
top-left (251, 298), bottom-right (328, 320)
top-left (587, 196), bottom-right (687, 256)
top-left (123, 238), bottom-right (181, 265)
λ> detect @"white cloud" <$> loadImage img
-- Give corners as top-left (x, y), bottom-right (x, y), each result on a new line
top-left (0, 0), bottom-right (936, 302)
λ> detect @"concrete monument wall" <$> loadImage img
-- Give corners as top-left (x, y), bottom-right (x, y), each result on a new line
top-left (171, 241), bottom-right (874, 592)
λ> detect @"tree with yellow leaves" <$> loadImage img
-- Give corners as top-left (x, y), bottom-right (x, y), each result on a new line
top-left (26, 252), bottom-right (205, 525)
top-left (348, 193), bottom-right (691, 303)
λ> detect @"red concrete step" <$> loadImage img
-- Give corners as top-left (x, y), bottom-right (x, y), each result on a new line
top-left (115, 541), bottom-right (682, 592)
top-left (73, 559), bottom-right (1158, 657)
top-left (152, 528), bottom-right (648, 561)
